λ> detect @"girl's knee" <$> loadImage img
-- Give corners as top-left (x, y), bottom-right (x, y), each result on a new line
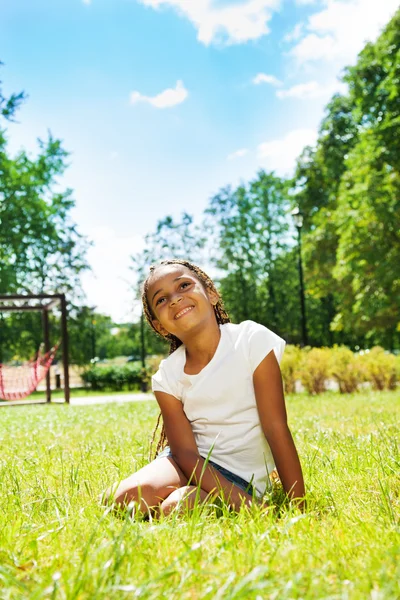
top-left (160, 485), bottom-right (206, 516)
top-left (102, 478), bottom-right (156, 509)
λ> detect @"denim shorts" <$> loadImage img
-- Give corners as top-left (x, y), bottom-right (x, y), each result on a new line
top-left (156, 446), bottom-right (254, 495)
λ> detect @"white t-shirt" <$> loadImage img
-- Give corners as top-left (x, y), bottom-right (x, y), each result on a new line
top-left (151, 320), bottom-right (285, 496)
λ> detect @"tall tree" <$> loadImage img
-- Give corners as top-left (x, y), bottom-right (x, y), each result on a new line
top-left (0, 68), bottom-right (90, 361)
top-left (132, 212), bottom-right (207, 283)
top-left (0, 69), bottom-right (90, 296)
top-left (205, 170), bottom-right (291, 335)
top-left (291, 9), bottom-right (400, 349)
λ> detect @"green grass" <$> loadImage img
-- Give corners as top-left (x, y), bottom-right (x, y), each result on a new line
top-left (0, 391), bottom-right (399, 599)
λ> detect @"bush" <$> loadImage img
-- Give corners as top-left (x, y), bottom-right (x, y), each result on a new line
top-left (142, 354), bottom-right (165, 389)
top-left (81, 364), bottom-right (151, 392)
top-left (299, 347), bottom-right (331, 394)
top-left (80, 348), bottom-right (399, 395)
top-left (280, 345), bottom-right (302, 394)
top-left (329, 346), bottom-right (364, 393)
top-left (360, 347), bottom-right (398, 391)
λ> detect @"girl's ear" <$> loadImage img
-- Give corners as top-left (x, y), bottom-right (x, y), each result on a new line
top-left (207, 289), bottom-right (219, 306)
top-left (152, 319), bottom-right (169, 337)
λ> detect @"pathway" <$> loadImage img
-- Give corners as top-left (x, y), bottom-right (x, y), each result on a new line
top-left (0, 392), bottom-right (155, 407)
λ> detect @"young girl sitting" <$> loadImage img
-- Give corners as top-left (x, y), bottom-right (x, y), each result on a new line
top-left (104, 259), bottom-right (305, 516)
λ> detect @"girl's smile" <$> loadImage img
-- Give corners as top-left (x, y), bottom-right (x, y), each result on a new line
top-left (174, 305), bottom-right (195, 320)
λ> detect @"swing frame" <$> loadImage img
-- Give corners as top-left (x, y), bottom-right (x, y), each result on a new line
top-left (0, 294), bottom-right (70, 404)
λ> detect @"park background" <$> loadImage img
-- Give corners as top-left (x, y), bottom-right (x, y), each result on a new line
top-left (0, 1), bottom-right (399, 599)
top-left (1, 3), bottom-right (400, 381)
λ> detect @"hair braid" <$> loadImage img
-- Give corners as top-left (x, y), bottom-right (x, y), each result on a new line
top-left (141, 259), bottom-right (231, 459)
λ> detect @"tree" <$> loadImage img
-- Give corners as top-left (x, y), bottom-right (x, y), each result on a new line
top-left (290, 9), bottom-right (400, 349)
top-left (0, 67), bottom-right (91, 361)
top-left (333, 126), bottom-right (400, 348)
top-left (205, 171), bottom-right (292, 336)
top-left (0, 67), bottom-right (90, 297)
top-left (132, 212), bottom-right (207, 280)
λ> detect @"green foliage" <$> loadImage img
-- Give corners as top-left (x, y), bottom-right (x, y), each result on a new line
top-left (81, 363), bottom-right (150, 391)
top-left (0, 311), bottom-right (45, 362)
top-left (298, 348), bottom-right (331, 395)
top-left (0, 67), bottom-right (90, 363)
top-left (328, 345), bottom-right (364, 394)
top-left (0, 65), bottom-right (26, 121)
top-left (292, 9), bottom-right (400, 350)
top-left (280, 345), bottom-right (302, 394)
top-left (279, 346), bottom-right (399, 394)
top-left (360, 347), bottom-right (398, 391)
top-left (131, 212), bottom-right (207, 287)
top-left (333, 130), bottom-right (400, 345)
top-left (0, 131), bottom-right (90, 295)
top-left (279, 346), bottom-right (398, 394)
top-left (205, 171), bottom-right (292, 335)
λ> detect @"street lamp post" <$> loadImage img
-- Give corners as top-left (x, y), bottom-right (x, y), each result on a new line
top-left (291, 207), bottom-right (308, 347)
top-left (139, 307), bottom-right (147, 392)
top-left (140, 309), bottom-right (146, 370)
top-left (89, 305), bottom-right (97, 362)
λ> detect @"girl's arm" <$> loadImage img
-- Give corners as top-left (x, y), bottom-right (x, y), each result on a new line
top-left (154, 391), bottom-right (253, 509)
top-left (253, 351), bottom-right (305, 506)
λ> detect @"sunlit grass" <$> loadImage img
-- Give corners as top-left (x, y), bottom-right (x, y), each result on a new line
top-left (0, 391), bottom-right (399, 599)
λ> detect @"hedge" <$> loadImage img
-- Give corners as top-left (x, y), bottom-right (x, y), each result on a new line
top-left (81, 347), bottom-right (399, 395)
top-left (81, 364), bottom-right (151, 391)
top-left (281, 345), bottom-right (400, 394)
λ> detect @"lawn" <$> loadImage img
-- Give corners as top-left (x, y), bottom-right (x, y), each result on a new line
top-left (0, 391), bottom-right (399, 599)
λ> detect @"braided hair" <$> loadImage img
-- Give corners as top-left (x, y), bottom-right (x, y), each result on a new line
top-left (141, 259), bottom-right (231, 458)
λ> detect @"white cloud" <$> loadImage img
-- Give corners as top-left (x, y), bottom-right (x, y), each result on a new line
top-left (81, 226), bottom-right (145, 322)
top-left (294, 0), bottom-right (319, 5)
top-left (130, 80), bottom-right (188, 109)
top-left (138, 0), bottom-right (281, 46)
top-left (291, 0), bottom-right (399, 65)
top-left (252, 73), bottom-right (283, 86)
top-left (82, 0), bottom-right (91, 4)
top-left (283, 22), bottom-right (304, 43)
top-left (227, 148), bottom-right (249, 160)
top-left (277, 79), bottom-right (347, 99)
top-left (257, 128), bottom-right (318, 176)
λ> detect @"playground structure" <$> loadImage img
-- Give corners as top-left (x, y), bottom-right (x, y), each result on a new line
top-left (0, 294), bottom-right (70, 404)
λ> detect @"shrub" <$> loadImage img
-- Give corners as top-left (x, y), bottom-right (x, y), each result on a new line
top-left (146, 354), bottom-right (165, 376)
top-left (360, 347), bottom-right (398, 390)
top-left (329, 346), bottom-right (364, 393)
top-left (299, 347), bottom-right (330, 394)
top-left (280, 345), bottom-right (302, 394)
top-left (81, 364), bottom-right (149, 391)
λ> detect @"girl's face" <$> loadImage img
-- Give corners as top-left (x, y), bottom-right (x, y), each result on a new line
top-left (146, 264), bottom-right (218, 340)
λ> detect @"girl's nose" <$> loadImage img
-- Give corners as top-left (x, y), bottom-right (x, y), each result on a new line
top-left (170, 295), bottom-right (183, 306)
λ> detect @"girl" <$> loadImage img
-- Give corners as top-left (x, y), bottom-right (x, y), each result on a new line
top-left (104, 259), bottom-right (305, 516)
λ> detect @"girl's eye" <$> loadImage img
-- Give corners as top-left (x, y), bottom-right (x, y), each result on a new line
top-left (155, 282), bottom-right (191, 306)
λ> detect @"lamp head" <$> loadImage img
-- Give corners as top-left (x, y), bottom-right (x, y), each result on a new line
top-left (291, 207), bottom-right (304, 229)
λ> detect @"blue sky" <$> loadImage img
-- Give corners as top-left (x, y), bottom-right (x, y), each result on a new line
top-left (1, 0), bottom-right (398, 321)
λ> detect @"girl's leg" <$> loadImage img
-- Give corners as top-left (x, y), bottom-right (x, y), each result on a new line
top-left (159, 485), bottom-right (210, 516)
top-left (103, 457), bottom-right (188, 514)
